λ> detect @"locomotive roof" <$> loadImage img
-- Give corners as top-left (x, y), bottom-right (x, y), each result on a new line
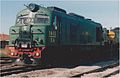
top-left (16, 4), bottom-right (102, 27)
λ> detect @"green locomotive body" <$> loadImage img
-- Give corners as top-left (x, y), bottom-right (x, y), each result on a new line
top-left (7, 3), bottom-right (116, 65)
top-left (9, 4), bottom-right (103, 47)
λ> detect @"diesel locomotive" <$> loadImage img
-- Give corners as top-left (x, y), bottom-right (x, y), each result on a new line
top-left (6, 3), bottom-right (118, 65)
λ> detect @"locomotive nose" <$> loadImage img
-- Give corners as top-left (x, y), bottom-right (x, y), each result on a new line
top-left (15, 27), bottom-right (32, 48)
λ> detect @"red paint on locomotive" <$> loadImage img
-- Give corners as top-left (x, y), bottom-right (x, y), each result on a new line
top-left (6, 46), bottom-right (45, 58)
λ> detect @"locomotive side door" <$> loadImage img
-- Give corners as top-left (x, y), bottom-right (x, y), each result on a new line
top-left (96, 27), bottom-right (103, 43)
top-left (53, 15), bottom-right (61, 45)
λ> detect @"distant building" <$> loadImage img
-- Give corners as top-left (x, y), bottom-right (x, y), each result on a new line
top-left (0, 34), bottom-right (10, 49)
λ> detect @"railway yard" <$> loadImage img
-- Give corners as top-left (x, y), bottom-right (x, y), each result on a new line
top-left (0, 56), bottom-right (119, 77)
top-left (0, 2), bottom-right (119, 78)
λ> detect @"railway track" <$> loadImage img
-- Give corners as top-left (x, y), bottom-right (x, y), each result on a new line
top-left (0, 59), bottom-right (119, 77)
top-left (0, 65), bottom-right (43, 77)
top-left (0, 57), bottom-right (11, 60)
top-left (0, 57), bottom-right (43, 77)
top-left (46, 60), bottom-right (119, 77)
top-left (72, 60), bottom-right (119, 77)
top-left (0, 57), bottom-right (13, 67)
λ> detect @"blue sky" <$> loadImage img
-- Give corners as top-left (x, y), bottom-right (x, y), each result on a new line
top-left (0, 0), bottom-right (119, 34)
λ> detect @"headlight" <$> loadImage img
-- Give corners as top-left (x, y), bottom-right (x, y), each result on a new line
top-left (35, 52), bottom-right (40, 56)
top-left (11, 52), bottom-right (14, 56)
top-left (28, 3), bottom-right (39, 12)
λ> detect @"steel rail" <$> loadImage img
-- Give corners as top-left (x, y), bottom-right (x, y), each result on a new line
top-left (0, 65), bottom-right (43, 77)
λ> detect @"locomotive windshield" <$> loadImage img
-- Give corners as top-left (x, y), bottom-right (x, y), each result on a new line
top-left (16, 14), bottom-right (33, 25)
top-left (16, 14), bottom-right (49, 25)
top-left (34, 14), bottom-right (49, 24)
